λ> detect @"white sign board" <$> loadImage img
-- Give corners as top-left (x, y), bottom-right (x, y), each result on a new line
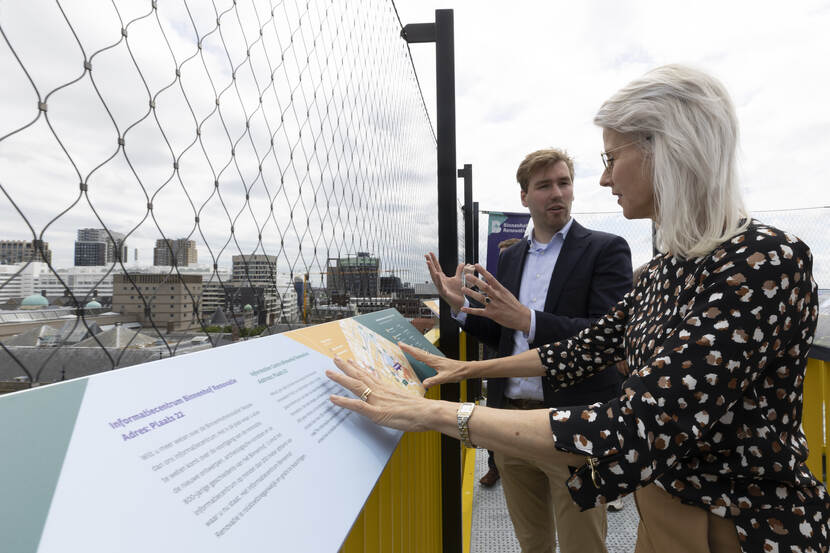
top-left (0, 310), bottom-right (437, 553)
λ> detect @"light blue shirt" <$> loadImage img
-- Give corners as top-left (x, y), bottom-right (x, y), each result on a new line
top-left (454, 218), bottom-right (573, 400)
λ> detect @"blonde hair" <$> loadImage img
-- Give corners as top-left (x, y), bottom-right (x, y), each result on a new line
top-left (515, 148), bottom-right (574, 192)
top-left (594, 64), bottom-right (749, 259)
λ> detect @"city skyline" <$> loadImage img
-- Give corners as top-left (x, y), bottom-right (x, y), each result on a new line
top-left (0, 232), bottom-right (401, 285)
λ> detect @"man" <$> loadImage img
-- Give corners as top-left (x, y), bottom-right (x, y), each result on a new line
top-left (479, 236), bottom-right (523, 489)
top-left (426, 148), bottom-right (632, 553)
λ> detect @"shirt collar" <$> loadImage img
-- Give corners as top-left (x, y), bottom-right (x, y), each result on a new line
top-left (525, 217), bottom-right (573, 251)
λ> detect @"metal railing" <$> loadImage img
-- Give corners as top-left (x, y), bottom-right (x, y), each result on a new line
top-left (0, 0), bottom-right (437, 383)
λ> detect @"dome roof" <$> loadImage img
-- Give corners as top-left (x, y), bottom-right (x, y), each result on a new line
top-left (84, 300), bottom-right (102, 309)
top-left (21, 294), bottom-right (49, 307)
top-left (243, 304), bottom-right (253, 312)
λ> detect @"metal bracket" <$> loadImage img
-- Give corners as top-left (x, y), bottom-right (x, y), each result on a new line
top-left (401, 23), bottom-right (436, 43)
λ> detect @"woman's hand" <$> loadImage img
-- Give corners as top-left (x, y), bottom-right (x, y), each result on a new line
top-left (327, 357), bottom-right (431, 432)
top-left (328, 356), bottom-right (588, 467)
top-left (398, 342), bottom-right (472, 388)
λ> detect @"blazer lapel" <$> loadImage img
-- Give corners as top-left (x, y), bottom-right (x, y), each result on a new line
top-left (495, 241), bottom-right (529, 356)
top-left (500, 240), bottom-right (530, 297)
top-left (544, 220), bottom-right (589, 311)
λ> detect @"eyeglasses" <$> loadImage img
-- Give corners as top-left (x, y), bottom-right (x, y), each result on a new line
top-left (600, 140), bottom-right (641, 171)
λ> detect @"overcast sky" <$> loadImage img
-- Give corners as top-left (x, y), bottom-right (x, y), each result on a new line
top-left (396, 0), bottom-right (830, 211)
top-left (394, 0), bottom-right (830, 283)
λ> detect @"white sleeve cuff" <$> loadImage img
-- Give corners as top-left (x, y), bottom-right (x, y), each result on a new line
top-left (525, 309), bottom-right (536, 343)
top-left (452, 298), bottom-right (470, 324)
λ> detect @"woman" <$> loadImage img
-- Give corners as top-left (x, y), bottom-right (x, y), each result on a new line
top-left (326, 65), bottom-right (829, 552)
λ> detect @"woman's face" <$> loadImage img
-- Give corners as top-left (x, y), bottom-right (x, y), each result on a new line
top-left (599, 128), bottom-right (655, 220)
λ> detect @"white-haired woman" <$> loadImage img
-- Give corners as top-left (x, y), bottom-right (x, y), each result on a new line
top-left (327, 65), bottom-right (828, 552)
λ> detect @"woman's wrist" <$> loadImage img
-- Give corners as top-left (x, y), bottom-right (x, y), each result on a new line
top-left (423, 399), bottom-right (459, 436)
top-left (460, 359), bottom-right (477, 379)
top-left (469, 357), bottom-right (495, 378)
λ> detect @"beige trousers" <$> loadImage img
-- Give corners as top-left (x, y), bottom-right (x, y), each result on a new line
top-left (634, 483), bottom-right (741, 553)
top-left (494, 449), bottom-right (608, 553)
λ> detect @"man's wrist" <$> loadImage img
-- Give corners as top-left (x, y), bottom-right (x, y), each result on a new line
top-left (522, 306), bottom-right (532, 334)
top-left (439, 290), bottom-right (463, 311)
top-left (451, 296), bottom-right (470, 316)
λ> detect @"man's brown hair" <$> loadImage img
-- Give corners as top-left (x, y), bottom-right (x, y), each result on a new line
top-left (498, 237), bottom-right (522, 252)
top-left (515, 148), bottom-right (575, 191)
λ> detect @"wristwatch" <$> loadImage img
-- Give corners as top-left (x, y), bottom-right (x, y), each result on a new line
top-left (457, 402), bottom-right (477, 448)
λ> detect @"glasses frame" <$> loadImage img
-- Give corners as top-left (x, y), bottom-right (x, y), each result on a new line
top-left (600, 139), bottom-right (642, 171)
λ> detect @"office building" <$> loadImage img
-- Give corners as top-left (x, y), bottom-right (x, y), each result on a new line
top-left (326, 252), bottom-right (379, 297)
top-left (74, 228), bottom-right (127, 266)
top-left (36, 266), bottom-right (115, 301)
top-left (232, 254), bottom-right (277, 285)
top-left (0, 240), bottom-right (52, 265)
top-left (153, 239), bottom-right (198, 267)
top-left (0, 263), bottom-right (39, 303)
top-left (112, 273), bottom-right (202, 331)
top-left (230, 255), bottom-right (298, 324)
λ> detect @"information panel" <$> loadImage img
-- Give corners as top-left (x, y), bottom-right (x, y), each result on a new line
top-left (0, 310), bottom-right (437, 553)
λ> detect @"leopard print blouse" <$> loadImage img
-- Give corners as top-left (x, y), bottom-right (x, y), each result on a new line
top-left (538, 221), bottom-right (829, 553)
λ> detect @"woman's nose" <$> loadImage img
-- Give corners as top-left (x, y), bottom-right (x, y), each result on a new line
top-left (599, 167), bottom-right (612, 187)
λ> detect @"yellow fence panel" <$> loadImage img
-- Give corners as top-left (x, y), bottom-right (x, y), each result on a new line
top-left (339, 384), bottom-right (443, 553)
top-left (803, 358), bottom-right (828, 483)
top-left (461, 445), bottom-right (477, 553)
top-left (339, 329), bottom-right (482, 553)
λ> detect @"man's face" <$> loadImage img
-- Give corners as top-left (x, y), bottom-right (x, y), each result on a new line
top-left (521, 161), bottom-right (573, 239)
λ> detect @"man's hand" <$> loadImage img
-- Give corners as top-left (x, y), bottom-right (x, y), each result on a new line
top-left (461, 264), bottom-right (532, 334)
top-left (425, 252), bottom-right (474, 311)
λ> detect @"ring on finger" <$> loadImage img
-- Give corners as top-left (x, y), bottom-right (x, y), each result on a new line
top-left (360, 387), bottom-right (372, 402)
top-left (484, 295), bottom-right (492, 304)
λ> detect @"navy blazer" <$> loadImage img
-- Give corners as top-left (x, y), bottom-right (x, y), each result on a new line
top-left (464, 219), bottom-right (633, 409)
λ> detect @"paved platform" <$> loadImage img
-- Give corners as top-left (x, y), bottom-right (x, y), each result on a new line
top-left (470, 448), bottom-right (639, 553)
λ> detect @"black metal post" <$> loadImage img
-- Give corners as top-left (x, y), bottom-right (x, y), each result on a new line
top-left (402, 10), bottom-right (461, 553)
top-left (472, 201), bottom-right (480, 264)
top-left (435, 11), bottom-right (461, 553)
top-left (652, 220), bottom-right (659, 257)
top-left (459, 164), bottom-right (481, 399)
top-left (472, 201), bottom-right (482, 392)
top-left (460, 164), bottom-right (473, 263)
top-left (435, 8), bottom-right (459, 368)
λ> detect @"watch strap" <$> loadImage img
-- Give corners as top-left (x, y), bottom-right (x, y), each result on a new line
top-left (457, 402), bottom-right (476, 448)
